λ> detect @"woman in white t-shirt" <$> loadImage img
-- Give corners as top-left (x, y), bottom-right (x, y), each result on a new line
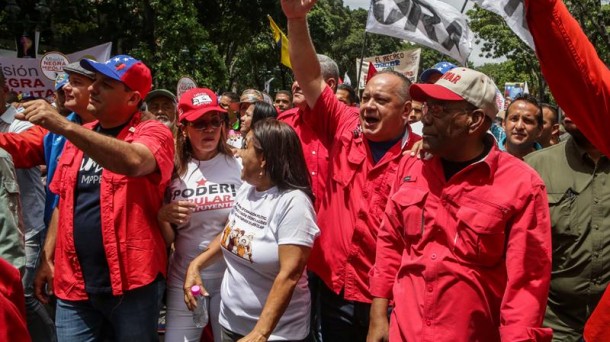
top-left (184, 119), bottom-right (320, 342)
top-left (159, 88), bottom-right (243, 342)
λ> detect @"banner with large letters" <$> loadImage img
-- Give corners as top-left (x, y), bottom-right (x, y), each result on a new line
top-left (365, 0), bottom-right (472, 65)
top-left (356, 48), bottom-right (421, 89)
top-left (471, 0), bottom-right (534, 50)
top-left (0, 42), bottom-right (111, 100)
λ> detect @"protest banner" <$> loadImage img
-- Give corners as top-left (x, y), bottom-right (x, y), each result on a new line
top-left (356, 49), bottom-right (421, 90)
top-left (0, 42), bottom-right (112, 100)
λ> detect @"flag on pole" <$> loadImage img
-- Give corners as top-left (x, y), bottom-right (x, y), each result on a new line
top-left (268, 15), bottom-right (292, 69)
top-left (365, 0), bottom-right (472, 65)
top-left (343, 72), bottom-right (352, 86)
top-left (366, 63), bottom-right (378, 85)
top-left (471, 0), bottom-right (534, 50)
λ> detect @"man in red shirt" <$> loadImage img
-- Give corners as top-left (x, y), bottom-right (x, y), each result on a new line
top-left (18, 55), bottom-right (174, 341)
top-left (282, 1), bottom-right (420, 340)
top-left (368, 67), bottom-right (552, 342)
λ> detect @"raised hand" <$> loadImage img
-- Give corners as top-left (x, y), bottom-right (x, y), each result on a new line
top-left (280, 0), bottom-right (318, 19)
top-left (17, 99), bottom-right (70, 133)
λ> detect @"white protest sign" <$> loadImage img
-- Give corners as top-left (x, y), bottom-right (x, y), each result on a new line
top-left (356, 49), bottom-right (421, 90)
top-left (0, 42), bottom-right (112, 99)
top-left (177, 76), bottom-right (197, 100)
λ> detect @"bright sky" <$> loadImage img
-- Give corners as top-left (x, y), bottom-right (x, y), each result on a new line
top-left (342, 0), bottom-right (503, 66)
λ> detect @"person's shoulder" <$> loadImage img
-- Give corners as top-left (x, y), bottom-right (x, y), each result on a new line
top-left (277, 107), bottom-right (300, 122)
top-left (495, 149), bottom-right (546, 187)
top-left (525, 140), bottom-right (567, 165)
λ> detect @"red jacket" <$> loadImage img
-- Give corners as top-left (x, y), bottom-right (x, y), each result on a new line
top-left (278, 107), bottom-right (332, 213)
top-left (304, 86), bottom-right (420, 303)
top-left (370, 141), bottom-right (552, 342)
top-left (525, 1), bottom-right (610, 340)
top-left (0, 258), bottom-right (30, 342)
top-left (0, 126), bottom-right (47, 169)
top-left (50, 112), bottom-right (174, 300)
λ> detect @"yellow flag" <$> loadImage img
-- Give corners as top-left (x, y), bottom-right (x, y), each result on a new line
top-left (268, 15), bottom-right (292, 69)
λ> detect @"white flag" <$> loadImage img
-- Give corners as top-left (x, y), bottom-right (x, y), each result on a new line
top-left (365, 0), bottom-right (472, 65)
top-left (343, 72), bottom-right (352, 86)
top-left (523, 81), bottom-right (529, 94)
top-left (264, 77), bottom-right (275, 94)
top-left (471, 0), bottom-right (534, 50)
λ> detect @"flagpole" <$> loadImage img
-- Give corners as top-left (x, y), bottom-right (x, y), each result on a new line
top-left (356, 31), bottom-right (368, 92)
top-left (460, 0), bottom-right (469, 66)
top-left (460, 0), bottom-right (469, 13)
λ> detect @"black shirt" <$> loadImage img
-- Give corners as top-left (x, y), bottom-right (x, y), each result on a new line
top-left (73, 123), bottom-right (126, 294)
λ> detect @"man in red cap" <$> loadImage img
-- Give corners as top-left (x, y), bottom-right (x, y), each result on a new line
top-left (368, 67), bottom-right (552, 342)
top-left (18, 55), bottom-right (174, 341)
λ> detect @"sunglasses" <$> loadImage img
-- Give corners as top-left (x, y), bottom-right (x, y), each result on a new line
top-left (186, 118), bottom-right (224, 130)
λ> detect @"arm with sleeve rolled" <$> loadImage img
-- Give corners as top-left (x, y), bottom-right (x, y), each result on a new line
top-left (499, 184), bottom-right (553, 342)
top-left (282, 0), bottom-right (348, 143)
top-left (19, 99), bottom-right (174, 178)
top-left (0, 126), bottom-right (46, 169)
top-left (525, 0), bottom-right (610, 157)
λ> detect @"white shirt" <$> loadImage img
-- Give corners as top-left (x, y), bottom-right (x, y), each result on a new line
top-left (219, 183), bottom-right (319, 340)
top-left (167, 153), bottom-right (243, 285)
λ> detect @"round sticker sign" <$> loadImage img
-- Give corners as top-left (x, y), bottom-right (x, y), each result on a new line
top-left (177, 76), bottom-right (197, 99)
top-left (40, 52), bottom-right (69, 80)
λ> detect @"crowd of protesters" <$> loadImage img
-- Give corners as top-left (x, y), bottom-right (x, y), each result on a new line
top-left (1, 0), bottom-right (610, 341)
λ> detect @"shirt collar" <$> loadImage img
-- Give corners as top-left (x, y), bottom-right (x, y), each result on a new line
top-left (1, 105), bottom-right (17, 125)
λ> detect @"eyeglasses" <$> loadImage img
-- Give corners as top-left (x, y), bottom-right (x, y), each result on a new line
top-left (187, 118), bottom-right (224, 130)
top-left (422, 102), bottom-right (472, 118)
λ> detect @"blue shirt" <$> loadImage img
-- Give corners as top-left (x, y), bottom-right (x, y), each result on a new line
top-left (43, 112), bottom-right (82, 225)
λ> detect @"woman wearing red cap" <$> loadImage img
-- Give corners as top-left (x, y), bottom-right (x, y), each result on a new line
top-left (159, 88), bottom-right (242, 342)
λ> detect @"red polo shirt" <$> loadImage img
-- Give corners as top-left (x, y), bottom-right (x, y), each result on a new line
top-left (50, 112), bottom-right (174, 300)
top-left (370, 141), bottom-right (552, 341)
top-left (278, 107), bottom-right (338, 212)
top-left (305, 86), bottom-right (419, 303)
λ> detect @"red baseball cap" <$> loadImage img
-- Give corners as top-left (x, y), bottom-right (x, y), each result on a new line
top-left (178, 88), bottom-right (227, 122)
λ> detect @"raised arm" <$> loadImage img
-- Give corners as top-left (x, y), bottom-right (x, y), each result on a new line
top-left (282, 0), bottom-right (326, 109)
top-left (19, 100), bottom-right (171, 177)
top-left (525, 0), bottom-right (610, 157)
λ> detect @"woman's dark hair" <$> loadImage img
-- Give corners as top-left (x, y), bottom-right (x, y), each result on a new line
top-left (251, 118), bottom-right (314, 202)
top-left (251, 101), bottom-right (278, 126)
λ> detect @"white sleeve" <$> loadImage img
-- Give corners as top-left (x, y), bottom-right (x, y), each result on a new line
top-left (275, 190), bottom-right (320, 247)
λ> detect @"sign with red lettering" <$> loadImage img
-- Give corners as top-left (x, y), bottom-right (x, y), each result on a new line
top-left (0, 42), bottom-right (112, 101)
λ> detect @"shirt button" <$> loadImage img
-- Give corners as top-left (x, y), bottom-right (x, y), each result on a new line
top-left (312, 151), bottom-right (316, 155)
top-left (427, 286), bottom-right (433, 292)
top-left (431, 253), bottom-right (437, 260)
top-left (594, 224), bottom-right (600, 230)
top-left (594, 198), bottom-right (600, 204)
top-left (426, 320), bottom-right (431, 326)
top-left (311, 171), bottom-right (316, 176)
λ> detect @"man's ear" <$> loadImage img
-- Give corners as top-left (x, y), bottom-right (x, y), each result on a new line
top-left (326, 78), bottom-right (337, 92)
top-left (469, 109), bottom-right (488, 134)
top-left (128, 91), bottom-right (143, 107)
top-left (402, 100), bottom-right (413, 122)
